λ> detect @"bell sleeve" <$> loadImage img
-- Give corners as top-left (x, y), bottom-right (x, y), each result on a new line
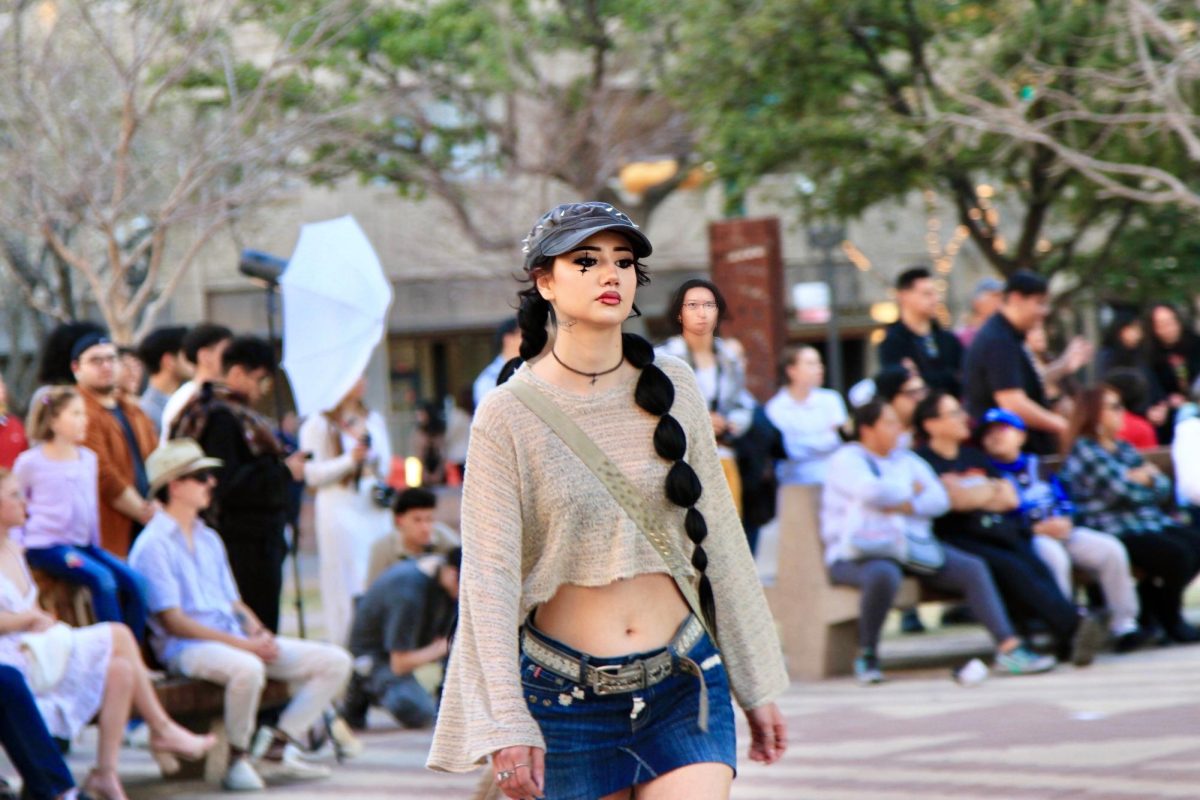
top-left (427, 413), bottom-right (544, 772)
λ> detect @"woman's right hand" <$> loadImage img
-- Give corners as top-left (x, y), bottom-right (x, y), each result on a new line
top-left (491, 745), bottom-right (545, 799)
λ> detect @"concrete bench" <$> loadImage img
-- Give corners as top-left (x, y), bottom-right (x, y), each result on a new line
top-left (763, 484), bottom-right (946, 679)
top-left (32, 571), bottom-right (290, 782)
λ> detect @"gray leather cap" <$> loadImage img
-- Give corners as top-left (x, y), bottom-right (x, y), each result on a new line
top-left (521, 202), bottom-right (652, 270)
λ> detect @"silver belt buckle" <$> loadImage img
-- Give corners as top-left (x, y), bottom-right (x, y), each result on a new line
top-left (591, 664), bottom-right (633, 695)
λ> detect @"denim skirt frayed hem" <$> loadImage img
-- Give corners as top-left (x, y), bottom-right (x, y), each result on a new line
top-left (520, 623), bottom-right (736, 800)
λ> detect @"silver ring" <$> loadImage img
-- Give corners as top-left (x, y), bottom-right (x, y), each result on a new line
top-left (496, 763), bottom-right (529, 782)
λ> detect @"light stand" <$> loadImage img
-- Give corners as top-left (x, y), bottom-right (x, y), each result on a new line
top-left (238, 249), bottom-right (307, 639)
top-left (807, 224), bottom-right (847, 395)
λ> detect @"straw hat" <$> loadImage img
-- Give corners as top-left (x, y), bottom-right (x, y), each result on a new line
top-left (147, 439), bottom-right (223, 494)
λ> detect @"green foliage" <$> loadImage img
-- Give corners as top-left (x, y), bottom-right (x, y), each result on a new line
top-left (263, 0), bottom-right (691, 237)
top-left (670, 0), bottom-right (1198, 284)
top-left (1099, 206), bottom-right (1200, 302)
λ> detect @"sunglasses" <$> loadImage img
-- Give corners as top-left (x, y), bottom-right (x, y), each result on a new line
top-left (183, 470), bottom-right (216, 483)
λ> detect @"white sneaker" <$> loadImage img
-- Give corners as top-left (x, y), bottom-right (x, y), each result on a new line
top-left (255, 745), bottom-right (332, 783)
top-left (222, 758), bottom-right (266, 792)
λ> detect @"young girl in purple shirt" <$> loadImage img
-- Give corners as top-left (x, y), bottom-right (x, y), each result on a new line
top-left (14, 386), bottom-right (149, 641)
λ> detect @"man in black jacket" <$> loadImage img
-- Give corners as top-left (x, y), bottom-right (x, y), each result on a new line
top-left (879, 266), bottom-right (964, 397)
top-left (172, 336), bottom-right (307, 633)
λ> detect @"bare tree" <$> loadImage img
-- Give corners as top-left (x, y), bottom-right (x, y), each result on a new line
top-left (0, 0), bottom-right (354, 343)
top-left (938, 0), bottom-right (1200, 211)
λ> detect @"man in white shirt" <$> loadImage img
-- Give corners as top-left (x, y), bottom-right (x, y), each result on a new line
top-left (160, 324), bottom-right (232, 443)
top-left (765, 345), bottom-right (847, 485)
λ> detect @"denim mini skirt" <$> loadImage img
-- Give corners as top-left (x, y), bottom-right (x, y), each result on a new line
top-left (520, 616), bottom-right (736, 799)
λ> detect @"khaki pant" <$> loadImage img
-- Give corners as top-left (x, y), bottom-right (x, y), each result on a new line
top-left (177, 636), bottom-right (352, 749)
top-left (1032, 526), bottom-right (1140, 634)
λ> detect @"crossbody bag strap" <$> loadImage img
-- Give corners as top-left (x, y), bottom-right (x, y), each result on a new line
top-left (506, 378), bottom-right (714, 640)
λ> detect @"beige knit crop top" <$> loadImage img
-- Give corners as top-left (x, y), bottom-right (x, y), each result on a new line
top-left (426, 355), bottom-right (788, 772)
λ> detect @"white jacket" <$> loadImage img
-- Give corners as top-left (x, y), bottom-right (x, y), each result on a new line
top-left (820, 443), bottom-right (950, 566)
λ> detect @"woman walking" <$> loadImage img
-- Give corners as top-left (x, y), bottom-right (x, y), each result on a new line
top-left (428, 202), bottom-right (788, 800)
top-left (300, 376), bottom-right (393, 646)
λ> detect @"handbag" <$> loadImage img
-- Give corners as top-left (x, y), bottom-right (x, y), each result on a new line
top-left (506, 379), bottom-right (715, 642)
top-left (20, 622), bottom-right (74, 693)
top-left (856, 452), bottom-right (946, 576)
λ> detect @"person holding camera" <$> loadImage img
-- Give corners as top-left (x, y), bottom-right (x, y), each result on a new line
top-left (365, 487), bottom-right (461, 589)
top-left (299, 375), bottom-right (394, 647)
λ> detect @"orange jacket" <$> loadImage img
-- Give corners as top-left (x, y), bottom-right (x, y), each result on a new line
top-left (78, 386), bottom-right (157, 558)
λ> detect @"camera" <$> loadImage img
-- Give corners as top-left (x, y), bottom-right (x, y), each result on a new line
top-left (372, 483), bottom-right (397, 510)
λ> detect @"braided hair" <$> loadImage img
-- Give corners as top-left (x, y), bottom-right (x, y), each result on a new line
top-left (498, 247), bottom-right (718, 637)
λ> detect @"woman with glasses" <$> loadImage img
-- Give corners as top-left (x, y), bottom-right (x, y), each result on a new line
top-left (657, 279), bottom-right (756, 514)
top-left (1060, 385), bottom-right (1200, 643)
top-left (913, 391), bottom-right (1107, 667)
top-left (871, 366), bottom-right (928, 451)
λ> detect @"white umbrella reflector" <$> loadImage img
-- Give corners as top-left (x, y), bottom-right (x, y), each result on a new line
top-left (281, 215), bottom-right (394, 417)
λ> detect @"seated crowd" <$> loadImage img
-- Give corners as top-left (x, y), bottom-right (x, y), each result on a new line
top-left (0, 323), bottom-right (462, 799)
top-left (772, 267), bottom-right (1200, 684)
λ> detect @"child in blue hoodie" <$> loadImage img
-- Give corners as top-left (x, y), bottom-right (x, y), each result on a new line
top-left (979, 408), bottom-right (1145, 651)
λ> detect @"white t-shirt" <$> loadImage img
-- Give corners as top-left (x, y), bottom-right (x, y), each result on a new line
top-left (765, 386), bottom-right (848, 485)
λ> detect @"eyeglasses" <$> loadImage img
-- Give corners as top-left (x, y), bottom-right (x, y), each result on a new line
top-left (183, 470), bottom-right (216, 483)
top-left (683, 302), bottom-right (718, 311)
top-left (80, 354), bottom-right (118, 366)
top-left (1105, 401), bottom-right (1124, 411)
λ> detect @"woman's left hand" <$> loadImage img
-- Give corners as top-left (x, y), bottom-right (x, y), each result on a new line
top-left (744, 702), bottom-right (787, 765)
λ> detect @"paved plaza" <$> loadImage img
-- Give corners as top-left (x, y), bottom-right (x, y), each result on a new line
top-left (19, 638), bottom-right (1200, 800)
top-left (7, 551), bottom-right (1200, 799)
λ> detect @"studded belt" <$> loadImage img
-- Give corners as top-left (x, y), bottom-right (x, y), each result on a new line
top-left (520, 614), bottom-right (712, 730)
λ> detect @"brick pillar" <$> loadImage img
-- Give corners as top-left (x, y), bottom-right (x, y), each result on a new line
top-left (708, 217), bottom-right (786, 403)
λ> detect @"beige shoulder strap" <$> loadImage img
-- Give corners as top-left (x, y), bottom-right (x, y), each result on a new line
top-left (506, 378), bottom-right (712, 638)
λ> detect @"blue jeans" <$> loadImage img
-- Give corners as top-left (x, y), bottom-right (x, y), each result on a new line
top-left (25, 544), bottom-right (148, 643)
top-left (361, 666), bottom-right (437, 728)
top-left (521, 617), bottom-right (736, 800)
top-left (0, 665), bottom-right (74, 800)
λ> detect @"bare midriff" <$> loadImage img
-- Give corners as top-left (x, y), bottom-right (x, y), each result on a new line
top-left (533, 572), bottom-right (691, 657)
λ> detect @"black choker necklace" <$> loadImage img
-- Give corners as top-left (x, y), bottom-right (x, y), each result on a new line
top-left (551, 349), bottom-right (624, 385)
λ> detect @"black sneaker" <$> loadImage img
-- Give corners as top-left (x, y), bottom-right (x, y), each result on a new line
top-left (1164, 620), bottom-right (1200, 643)
top-left (1113, 628), bottom-right (1151, 653)
top-left (899, 609), bottom-right (926, 634)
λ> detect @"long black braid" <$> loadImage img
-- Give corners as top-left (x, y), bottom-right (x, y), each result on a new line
top-left (499, 271), bottom-right (718, 637)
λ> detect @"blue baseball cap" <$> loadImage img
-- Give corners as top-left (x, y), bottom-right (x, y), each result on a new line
top-left (980, 407), bottom-right (1026, 432)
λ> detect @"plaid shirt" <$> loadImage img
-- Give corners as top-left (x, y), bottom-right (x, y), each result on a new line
top-left (1060, 437), bottom-right (1174, 536)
